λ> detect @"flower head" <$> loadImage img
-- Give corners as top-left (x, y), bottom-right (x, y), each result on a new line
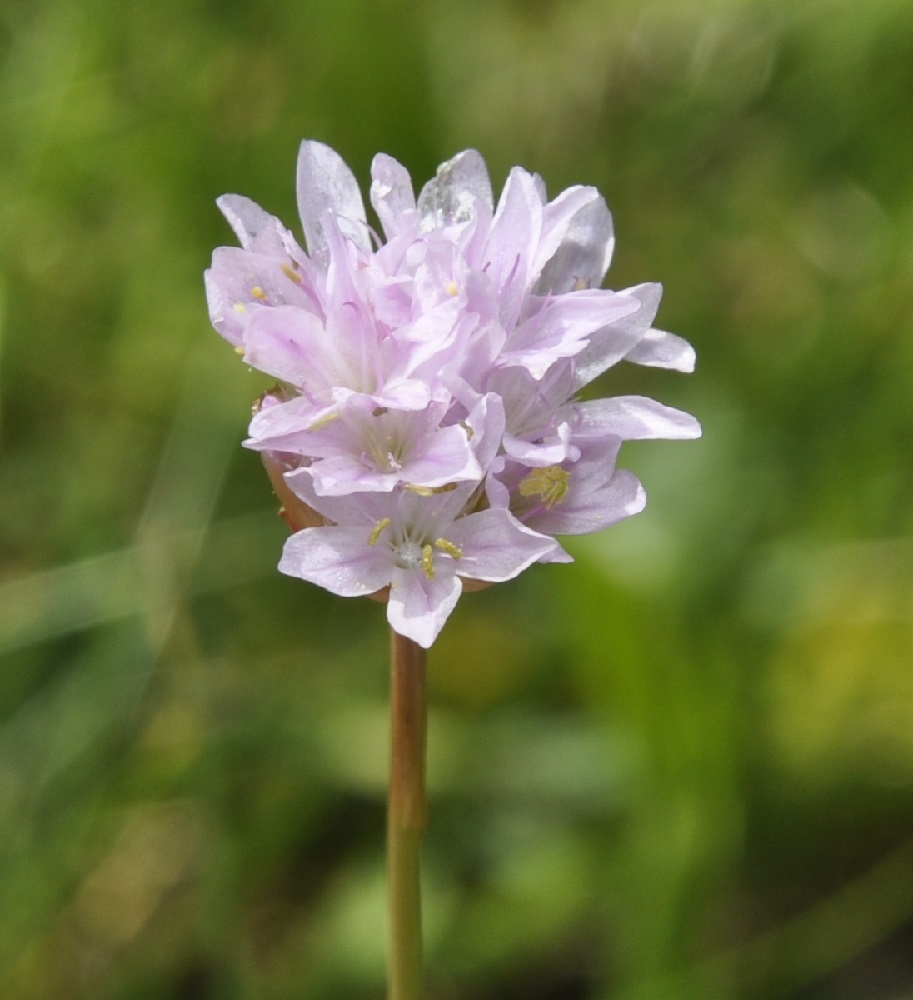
top-left (206, 141), bottom-right (700, 647)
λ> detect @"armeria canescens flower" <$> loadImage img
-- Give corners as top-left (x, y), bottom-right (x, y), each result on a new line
top-left (205, 140), bottom-right (700, 647)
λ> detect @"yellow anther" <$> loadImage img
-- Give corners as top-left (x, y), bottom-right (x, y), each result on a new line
top-left (435, 538), bottom-right (462, 560)
top-left (234, 345), bottom-right (246, 356)
top-left (518, 466), bottom-right (570, 508)
top-left (405, 482), bottom-right (457, 496)
top-left (233, 302), bottom-right (247, 313)
top-left (445, 280), bottom-right (458, 296)
top-left (421, 544), bottom-right (435, 579)
top-left (251, 285), bottom-right (267, 300)
top-left (307, 410), bottom-right (340, 431)
top-left (368, 518), bottom-right (391, 546)
top-left (573, 277), bottom-right (588, 291)
top-left (281, 263), bottom-right (303, 284)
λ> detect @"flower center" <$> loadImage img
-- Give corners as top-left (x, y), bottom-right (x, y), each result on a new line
top-left (368, 519), bottom-right (463, 579)
top-left (358, 426), bottom-right (404, 474)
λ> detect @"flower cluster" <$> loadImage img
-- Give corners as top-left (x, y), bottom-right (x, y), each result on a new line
top-left (205, 141), bottom-right (700, 647)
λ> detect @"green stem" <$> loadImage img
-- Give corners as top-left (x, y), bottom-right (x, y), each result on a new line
top-left (388, 629), bottom-right (427, 1000)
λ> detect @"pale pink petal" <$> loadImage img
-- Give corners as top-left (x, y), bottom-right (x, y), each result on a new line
top-left (387, 568), bottom-right (462, 649)
top-left (279, 526), bottom-right (392, 597)
top-left (576, 396), bottom-right (702, 441)
top-left (573, 282), bottom-right (663, 389)
top-left (484, 168), bottom-right (542, 326)
top-left (242, 305), bottom-right (334, 390)
top-left (448, 509), bottom-right (561, 581)
top-left (217, 194), bottom-right (297, 256)
top-left (504, 289), bottom-right (642, 379)
top-left (531, 466), bottom-right (646, 536)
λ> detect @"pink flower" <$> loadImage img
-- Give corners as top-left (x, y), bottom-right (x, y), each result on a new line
top-left (205, 141), bottom-right (700, 646)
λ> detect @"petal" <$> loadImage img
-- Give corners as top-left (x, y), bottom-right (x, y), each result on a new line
top-left (279, 525), bottom-right (392, 597)
top-left (465, 392), bottom-right (506, 471)
top-left (204, 266), bottom-right (244, 347)
top-left (484, 455), bottom-right (511, 510)
top-left (502, 417), bottom-right (574, 467)
top-left (246, 395), bottom-right (329, 452)
top-left (536, 192), bottom-right (615, 294)
top-left (484, 167), bottom-right (542, 325)
top-left (404, 423), bottom-right (481, 485)
top-left (573, 282), bottom-right (663, 389)
top-left (530, 466), bottom-right (647, 536)
top-left (207, 245), bottom-right (318, 322)
top-left (303, 421), bottom-right (480, 496)
top-left (283, 472), bottom-right (395, 525)
top-left (370, 153), bottom-right (417, 239)
top-left (623, 327), bottom-right (697, 372)
top-left (305, 455), bottom-right (400, 495)
top-left (216, 194), bottom-right (297, 256)
top-left (575, 395), bottom-right (702, 440)
top-left (503, 288), bottom-right (641, 379)
top-left (448, 509), bottom-right (560, 581)
top-left (537, 541), bottom-right (575, 564)
top-left (418, 149), bottom-right (493, 228)
top-left (387, 566), bottom-right (462, 648)
top-left (296, 140), bottom-right (369, 262)
top-left (242, 305), bottom-right (334, 389)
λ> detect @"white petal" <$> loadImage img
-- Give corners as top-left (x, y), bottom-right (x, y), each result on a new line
top-left (573, 282), bottom-right (662, 389)
top-left (417, 149), bottom-right (493, 227)
top-left (537, 192), bottom-right (615, 294)
top-left (216, 194), bottom-right (294, 255)
top-left (296, 140), bottom-right (369, 262)
top-left (370, 153), bottom-right (417, 238)
top-left (624, 327), bottom-right (696, 372)
top-left (576, 396), bottom-right (702, 440)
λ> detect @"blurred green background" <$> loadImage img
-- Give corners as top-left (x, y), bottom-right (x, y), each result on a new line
top-left (2, 0), bottom-right (913, 997)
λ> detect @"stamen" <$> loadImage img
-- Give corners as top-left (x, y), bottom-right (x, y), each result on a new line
top-left (421, 544), bottom-right (435, 579)
top-left (281, 263), bottom-right (303, 284)
top-left (232, 303), bottom-right (246, 313)
top-left (307, 410), bottom-right (340, 431)
top-left (435, 538), bottom-right (462, 560)
top-left (445, 281), bottom-right (458, 296)
top-left (404, 482), bottom-right (457, 496)
top-left (518, 466), bottom-right (570, 508)
top-left (234, 345), bottom-right (246, 356)
top-left (251, 286), bottom-right (268, 300)
top-left (368, 518), bottom-right (391, 546)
